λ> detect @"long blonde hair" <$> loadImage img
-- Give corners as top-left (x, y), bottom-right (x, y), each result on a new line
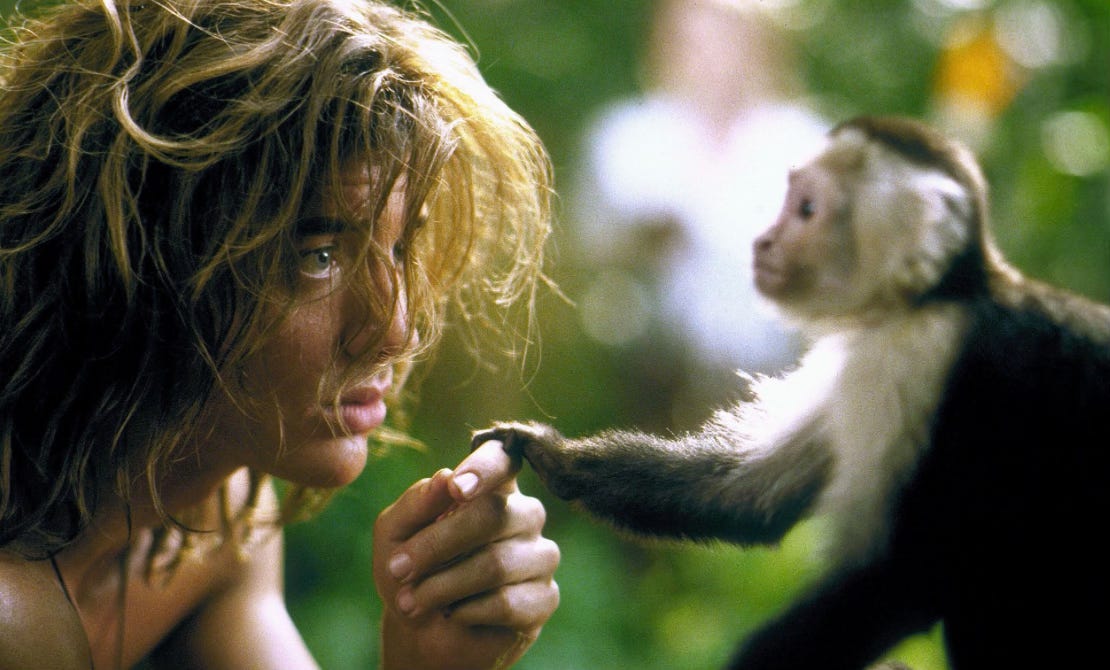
top-left (0, 0), bottom-right (551, 557)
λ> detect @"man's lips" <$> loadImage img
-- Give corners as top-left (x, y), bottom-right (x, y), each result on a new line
top-left (339, 385), bottom-right (388, 406)
top-left (326, 376), bottom-right (392, 434)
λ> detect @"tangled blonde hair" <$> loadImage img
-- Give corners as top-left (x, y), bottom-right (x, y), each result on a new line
top-left (0, 0), bottom-right (551, 558)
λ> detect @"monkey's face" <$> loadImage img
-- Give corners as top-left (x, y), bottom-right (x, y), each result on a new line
top-left (753, 160), bottom-right (856, 314)
top-left (754, 127), bottom-right (977, 321)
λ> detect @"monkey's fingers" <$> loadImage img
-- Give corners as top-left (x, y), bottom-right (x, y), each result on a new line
top-left (469, 422), bottom-right (534, 459)
top-left (469, 426), bottom-right (508, 452)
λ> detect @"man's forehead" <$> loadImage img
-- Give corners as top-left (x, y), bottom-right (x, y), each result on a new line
top-left (319, 166), bottom-right (406, 220)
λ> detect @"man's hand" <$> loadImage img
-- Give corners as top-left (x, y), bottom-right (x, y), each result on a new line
top-left (373, 440), bottom-right (560, 669)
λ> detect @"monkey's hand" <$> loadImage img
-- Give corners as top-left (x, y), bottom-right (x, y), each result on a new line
top-left (470, 421), bottom-right (586, 501)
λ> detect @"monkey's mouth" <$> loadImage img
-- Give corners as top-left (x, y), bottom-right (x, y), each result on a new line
top-left (752, 259), bottom-right (782, 295)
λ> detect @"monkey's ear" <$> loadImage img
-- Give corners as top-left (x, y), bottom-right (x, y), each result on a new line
top-left (893, 170), bottom-right (974, 297)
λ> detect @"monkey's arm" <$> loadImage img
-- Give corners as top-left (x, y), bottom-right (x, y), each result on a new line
top-left (471, 418), bottom-right (831, 545)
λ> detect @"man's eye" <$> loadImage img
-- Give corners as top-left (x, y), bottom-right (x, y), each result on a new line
top-left (299, 244), bottom-right (339, 279)
top-left (392, 239), bottom-right (407, 264)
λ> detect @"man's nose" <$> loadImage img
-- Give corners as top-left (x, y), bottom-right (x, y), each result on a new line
top-left (342, 280), bottom-right (412, 361)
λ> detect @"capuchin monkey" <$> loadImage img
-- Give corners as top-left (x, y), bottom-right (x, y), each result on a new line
top-left (473, 116), bottom-right (1110, 670)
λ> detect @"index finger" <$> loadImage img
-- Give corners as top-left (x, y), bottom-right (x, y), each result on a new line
top-left (377, 468), bottom-right (456, 543)
top-left (449, 439), bottom-right (521, 502)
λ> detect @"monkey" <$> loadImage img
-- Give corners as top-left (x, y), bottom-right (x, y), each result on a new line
top-left (472, 116), bottom-right (1110, 670)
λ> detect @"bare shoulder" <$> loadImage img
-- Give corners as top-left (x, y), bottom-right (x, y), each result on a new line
top-left (0, 551), bottom-right (92, 669)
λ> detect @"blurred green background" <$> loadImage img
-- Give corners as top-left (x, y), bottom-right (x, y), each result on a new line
top-left (4, 1), bottom-right (1107, 668)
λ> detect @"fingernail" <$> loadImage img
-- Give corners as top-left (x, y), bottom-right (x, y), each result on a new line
top-left (388, 552), bottom-right (412, 580)
top-left (397, 587), bottom-right (416, 616)
top-left (454, 471), bottom-right (479, 499)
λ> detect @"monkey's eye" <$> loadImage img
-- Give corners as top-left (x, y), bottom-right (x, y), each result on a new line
top-left (799, 198), bottom-right (816, 220)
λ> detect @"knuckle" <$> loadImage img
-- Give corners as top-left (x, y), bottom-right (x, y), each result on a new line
top-left (540, 537), bottom-right (561, 570)
top-left (544, 579), bottom-right (561, 614)
top-left (479, 491), bottom-right (513, 524)
top-left (513, 493), bottom-right (546, 531)
top-left (371, 506), bottom-right (391, 534)
top-left (490, 587), bottom-right (516, 620)
top-left (484, 544), bottom-right (515, 583)
top-left (409, 520), bottom-right (450, 567)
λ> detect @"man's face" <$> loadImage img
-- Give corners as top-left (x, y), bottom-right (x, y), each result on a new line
top-left (197, 169), bottom-right (410, 488)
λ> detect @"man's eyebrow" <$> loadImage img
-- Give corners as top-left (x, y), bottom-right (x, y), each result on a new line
top-left (295, 216), bottom-right (350, 236)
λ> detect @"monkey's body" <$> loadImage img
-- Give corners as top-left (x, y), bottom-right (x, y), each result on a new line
top-left (473, 117), bottom-right (1110, 669)
top-left (730, 294), bottom-right (1110, 669)
top-left (880, 297), bottom-right (1110, 669)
